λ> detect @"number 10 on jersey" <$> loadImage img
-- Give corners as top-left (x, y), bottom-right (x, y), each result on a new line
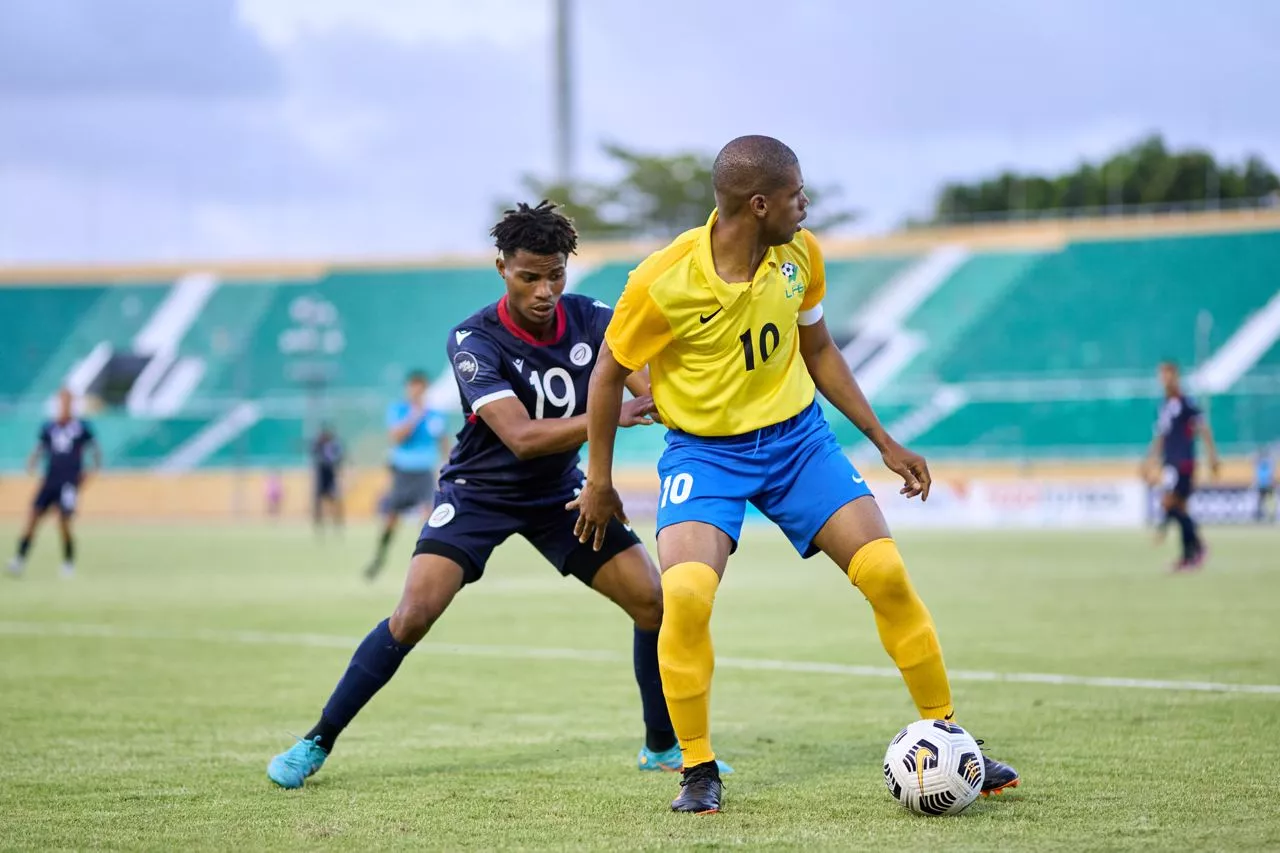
top-left (659, 473), bottom-right (693, 508)
top-left (740, 323), bottom-right (780, 371)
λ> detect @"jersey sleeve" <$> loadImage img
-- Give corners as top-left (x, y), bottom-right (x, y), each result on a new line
top-left (585, 298), bottom-right (615, 345)
top-left (605, 276), bottom-right (673, 371)
top-left (448, 332), bottom-right (515, 412)
top-left (798, 230), bottom-right (827, 325)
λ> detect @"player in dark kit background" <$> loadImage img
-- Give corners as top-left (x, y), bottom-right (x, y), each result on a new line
top-left (7, 388), bottom-right (101, 579)
top-left (1144, 360), bottom-right (1220, 571)
top-left (310, 424), bottom-right (345, 533)
top-left (267, 201), bottom-right (727, 788)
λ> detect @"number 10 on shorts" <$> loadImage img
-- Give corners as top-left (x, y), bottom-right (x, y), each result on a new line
top-left (660, 473), bottom-right (693, 508)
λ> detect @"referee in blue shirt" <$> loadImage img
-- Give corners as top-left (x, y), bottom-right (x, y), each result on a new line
top-left (365, 370), bottom-right (451, 579)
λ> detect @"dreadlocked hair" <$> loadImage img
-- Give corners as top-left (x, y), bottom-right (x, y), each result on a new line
top-left (490, 200), bottom-right (578, 257)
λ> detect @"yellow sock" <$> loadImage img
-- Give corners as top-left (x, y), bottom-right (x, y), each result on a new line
top-left (658, 561), bottom-right (719, 767)
top-left (848, 538), bottom-right (954, 720)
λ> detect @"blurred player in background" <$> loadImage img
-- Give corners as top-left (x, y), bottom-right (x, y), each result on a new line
top-left (1254, 444), bottom-right (1275, 523)
top-left (363, 371), bottom-right (450, 579)
top-left (266, 201), bottom-right (715, 789)
top-left (1144, 360), bottom-right (1220, 570)
top-left (311, 424), bottom-right (345, 533)
top-left (7, 388), bottom-right (100, 579)
top-left (573, 136), bottom-right (1018, 813)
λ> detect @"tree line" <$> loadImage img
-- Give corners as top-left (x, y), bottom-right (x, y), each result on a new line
top-left (501, 134), bottom-right (1278, 238)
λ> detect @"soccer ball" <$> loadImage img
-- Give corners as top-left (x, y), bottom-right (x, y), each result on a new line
top-left (883, 719), bottom-right (985, 816)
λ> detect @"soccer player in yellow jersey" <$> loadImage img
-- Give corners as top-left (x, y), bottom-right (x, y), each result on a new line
top-left (570, 136), bottom-right (1019, 813)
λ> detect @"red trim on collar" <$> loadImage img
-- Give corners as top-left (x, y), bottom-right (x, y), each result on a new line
top-left (498, 296), bottom-right (566, 346)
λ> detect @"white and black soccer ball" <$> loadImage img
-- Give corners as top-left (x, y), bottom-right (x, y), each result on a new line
top-left (883, 719), bottom-right (985, 816)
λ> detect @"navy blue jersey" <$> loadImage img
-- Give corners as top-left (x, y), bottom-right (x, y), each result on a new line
top-left (441, 293), bottom-right (613, 495)
top-left (312, 436), bottom-right (343, 472)
top-left (39, 418), bottom-right (95, 483)
top-left (1155, 395), bottom-right (1200, 471)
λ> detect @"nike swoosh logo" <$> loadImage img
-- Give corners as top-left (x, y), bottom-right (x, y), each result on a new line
top-left (699, 307), bottom-right (723, 323)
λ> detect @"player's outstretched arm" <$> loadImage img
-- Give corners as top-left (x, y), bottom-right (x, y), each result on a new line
top-left (1142, 433), bottom-right (1164, 483)
top-left (798, 318), bottom-right (931, 501)
top-left (25, 442), bottom-right (41, 476)
top-left (477, 390), bottom-right (654, 462)
top-left (1200, 418), bottom-right (1222, 477)
top-left (87, 437), bottom-right (103, 480)
top-left (568, 345), bottom-right (633, 549)
top-left (388, 409), bottom-right (426, 445)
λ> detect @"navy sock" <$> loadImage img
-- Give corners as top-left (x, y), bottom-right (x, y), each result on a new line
top-left (1168, 509), bottom-right (1200, 561)
top-left (17, 535), bottom-right (31, 558)
top-left (634, 627), bottom-right (677, 752)
top-left (371, 527), bottom-right (394, 567)
top-left (311, 619), bottom-right (415, 751)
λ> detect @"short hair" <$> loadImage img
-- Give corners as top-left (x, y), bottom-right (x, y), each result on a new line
top-left (406, 369), bottom-right (429, 384)
top-left (490, 200), bottom-right (578, 257)
top-left (712, 135), bottom-right (800, 213)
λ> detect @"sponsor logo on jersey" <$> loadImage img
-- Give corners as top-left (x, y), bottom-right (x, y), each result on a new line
top-left (455, 330), bottom-right (473, 345)
top-left (513, 358), bottom-right (524, 371)
top-left (452, 351), bottom-right (479, 383)
top-left (428, 502), bottom-right (456, 528)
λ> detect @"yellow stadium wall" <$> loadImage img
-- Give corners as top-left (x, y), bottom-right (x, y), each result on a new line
top-left (0, 458), bottom-right (1259, 521)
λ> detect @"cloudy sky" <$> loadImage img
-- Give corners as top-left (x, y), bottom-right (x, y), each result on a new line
top-left (1, 0), bottom-right (1277, 263)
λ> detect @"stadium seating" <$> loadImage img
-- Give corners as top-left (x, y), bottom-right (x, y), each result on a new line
top-left (1, 220), bottom-right (1278, 471)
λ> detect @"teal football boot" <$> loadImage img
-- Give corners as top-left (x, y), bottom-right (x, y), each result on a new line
top-left (267, 736), bottom-right (328, 789)
top-left (637, 744), bottom-right (733, 775)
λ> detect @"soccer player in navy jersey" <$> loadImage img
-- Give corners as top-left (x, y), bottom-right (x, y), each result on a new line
top-left (8, 388), bottom-right (100, 579)
top-left (1144, 360), bottom-right (1220, 571)
top-left (267, 201), bottom-right (726, 788)
top-left (310, 424), bottom-right (345, 534)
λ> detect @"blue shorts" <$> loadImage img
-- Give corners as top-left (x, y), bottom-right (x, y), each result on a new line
top-left (656, 401), bottom-right (873, 557)
top-left (414, 471), bottom-right (641, 586)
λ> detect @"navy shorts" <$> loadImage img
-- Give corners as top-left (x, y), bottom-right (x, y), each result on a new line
top-left (657, 401), bottom-right (873, 557)
top-left (1161, 465), bottom-right (1194, 500)
top-left (33, 478), bottom-right (79, 517)
top-left (315, 467), bottom-right (339, 499)
top-left (413, 471), bottom-right (641, 585)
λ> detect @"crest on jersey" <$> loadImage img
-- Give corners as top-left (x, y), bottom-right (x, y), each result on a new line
top-left (428, 503), bottom-right (456, 528)
top-left (452, 351), bottom-right (479, 383)
top-left (570, 343), bottom-right (593, 367)
top-left (781, 261), bottom-right (798, 282)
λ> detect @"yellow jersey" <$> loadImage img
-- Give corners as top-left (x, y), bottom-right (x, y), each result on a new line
top-left (606, 209), bottom-right (827, 436)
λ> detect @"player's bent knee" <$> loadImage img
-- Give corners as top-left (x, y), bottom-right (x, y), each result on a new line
top-left (660, 562), bottom-right (718, 626)
top-left (847, 538), bottom-right (916, 607)
top-left (389, 598), bottom-right (443, 645)
top-left (630, 588), bottom-right (663, 633)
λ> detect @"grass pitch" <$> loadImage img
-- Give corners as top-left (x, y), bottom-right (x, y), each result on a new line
top-left (1, 520), bottom-right (1278, 851)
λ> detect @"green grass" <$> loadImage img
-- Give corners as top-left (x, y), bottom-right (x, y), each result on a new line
top-left (2, 522), bottom-right (1279, 851)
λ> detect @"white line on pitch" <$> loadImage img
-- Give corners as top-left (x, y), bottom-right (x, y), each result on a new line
top-left (1, 621), bottom-right (1278, 696)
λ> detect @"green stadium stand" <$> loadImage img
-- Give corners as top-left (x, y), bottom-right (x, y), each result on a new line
top-left (822, 256), bottom-right (917, 334)
top-left (927, 231), bottom-right (1280, 381)
top-left (0, 286), bottom-right (106, 397)
top-left (2, 227), bottom-right (1277, 469)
